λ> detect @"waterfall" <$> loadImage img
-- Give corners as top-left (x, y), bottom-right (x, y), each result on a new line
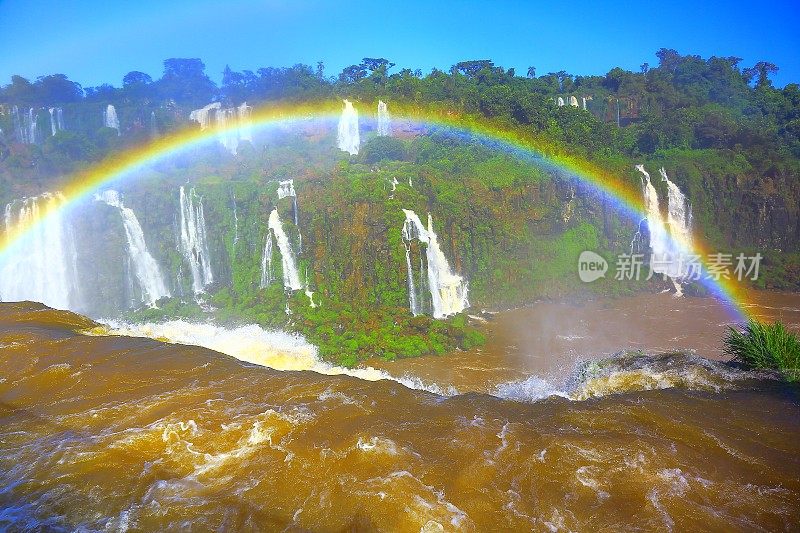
top-left (636, 165), bottom-right (693, 294)
top-left (48, 107), bottom-right (64, 136)
top-left (259, 232), bottom-right (274, 288)
top-left (189, 101), bottom-right (252, 155)
top-left (238, 102), bottom-right (253, 143)
top-left (401, 209), bottom-right (469, 319)
top-left (337, 99), bottom-right (360, 155)
top-left (268, 209), bottom-right (302, 291)
top-left (95, 190), bottom-right (170, 306)
top-left (150, 111), bottom-right (158, 137)
top-left (216, 107), bottom-right (239, 154)
top-left (0, 193), bottom-right (80, 310)
top-left (189, 102), bottom-right (220, 130)
top-left (179, 186), bottom-right (214, 294)
top-left (557, 97), bottom-right (565, 107)
top-left (377, 100), bottom-right (390, 136)
top-left (304, 268), bottom-right (317, 308)
top-left (660, 167), bottom-right (693, 253)
top-left (26, 108), bottom-right (38, 143)
top-left (231, 190), bottom-right (239, 250)
top-left (569, 96), bottom-right (579, 107)
top-left (403, 239), bottom-right (419, 316)
top-left (12, 106), bottom-right (39, 144)
top-left (277, 179), bottom-right (296, 200)
top-left (277, 179), bottom-right (301, 252)
top-left (103, 104), bottom-right (120, 135)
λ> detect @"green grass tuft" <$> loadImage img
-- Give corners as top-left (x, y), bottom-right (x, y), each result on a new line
top-left (723, 320), bottom-right (800, 380)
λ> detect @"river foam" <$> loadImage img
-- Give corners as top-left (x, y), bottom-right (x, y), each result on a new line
top-left (96, 320), bottom-right (456, 396)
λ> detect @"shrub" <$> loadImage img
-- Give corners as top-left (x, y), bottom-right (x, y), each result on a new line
top-left (723, 320), bottom-right (800, 380)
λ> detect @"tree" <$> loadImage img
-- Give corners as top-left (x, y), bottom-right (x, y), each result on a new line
top-left (1, 75), bottom-right (36, 105)
top-left (744, 61), bottom-right (779, 88)
top-left (339, 64), bottom-right (368, 83)
top-left (361, 58), bottom-right (395, 74)
top-left (221, 65), bottom-right (246, 102)
top-left (121, 71), bottom-right (153, 100)
top-left (526, 66), bottom-right (536, 78)
top-left (122, 71), bottom-right (153, 87)
top-left (454, 60), bottom-right (494, 78)
top-left (157, 58), bottom-right (216, 105)
top-left (656, 48), bottom-right (682, 71)
top-left (36, 74), bottom-right (83, 104)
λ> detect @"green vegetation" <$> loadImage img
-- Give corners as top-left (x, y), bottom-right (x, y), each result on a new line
top-left (1, 51), bottom-right (798, 364)
top-left (724, 320), bottom-right (800, 380)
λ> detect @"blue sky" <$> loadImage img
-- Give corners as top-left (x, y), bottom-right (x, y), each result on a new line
top-left (1, 0), bottom-right (798, 87)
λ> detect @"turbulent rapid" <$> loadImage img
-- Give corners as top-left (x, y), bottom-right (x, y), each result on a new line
top-left (1, 302), bottom-right (799, 531)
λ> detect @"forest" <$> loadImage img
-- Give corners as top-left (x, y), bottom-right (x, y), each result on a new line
top-left (0, 50), bottom-right (798, 365)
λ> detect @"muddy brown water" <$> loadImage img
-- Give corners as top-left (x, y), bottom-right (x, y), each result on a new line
top-left (1, 297), bottom-right (799, 531)
top-left (370, 291), bottom-right (800, 394)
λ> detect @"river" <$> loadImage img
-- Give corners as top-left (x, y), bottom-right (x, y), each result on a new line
top-left (0, 294), bottom-right (799, 531)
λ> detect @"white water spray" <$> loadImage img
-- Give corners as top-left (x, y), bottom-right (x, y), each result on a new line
top-left (0, 193), bottom-right (80, 310)
top-left (12, 106), bottom-right (39, 144)
top-left (48, 107), bottom-right (64, 136)
top-left (401, 210), bottom-right (469, 318)
top-left (260, 232), bottom-right (274, 289)
top-left (337, 99), bottom-right (360, 155)
top-left (95, 190), bottom-right (170, 306)
top-left (635, 165), bottom-right (694, 294)
top-left (179, 187), bottom-right (214, 294)
top-left (103, 104), bottom-right (120, 135)
top-left (189, 101), bottom-right (253, 155)
top-left (377, 100), bottom-right (390, 136)
top-left (268, 209), bottom-right (302, 291)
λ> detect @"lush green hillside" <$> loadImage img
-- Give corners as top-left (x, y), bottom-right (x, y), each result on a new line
top-left (1, 51), bottom-right (798, 365)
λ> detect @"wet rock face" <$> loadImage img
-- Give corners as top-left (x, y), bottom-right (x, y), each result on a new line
top-left (725, 180), bottom-right (799, 251)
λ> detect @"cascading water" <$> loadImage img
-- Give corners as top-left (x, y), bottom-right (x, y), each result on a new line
top-left (377, 100), bottom-right (390, 136)
top-left (277, 179), bottom-right (296, 200)
top-left (231, 190), bottom-right (240, 251)
top-left (189, 101), bottom-right (253, 155)
top-left (277, 179), bottom-right (301, 252)
top-left (179, 186), bottom-right (214, 294)
top-left (401, 209), bottom-right (469, 319)
top-left (660, 167), bottom-right (693, 253)
top-left (189, 102), bottom-right (221, 130)
top-left (48, 107), bottom-right (64, 136)
top-left (0, 193), bottom-right (80, 310)
top-left (12, 106), bottom-right (39, 144)
top-left (95, 190), bottom-right (170, 306)
top-left (103, 104), bottom-right (120, 135)
top-left (403, 239), bottom-right (419, 315)
top-left (259, 232), bottom-right (274, 288)
top-left (238, 102), bottom-right (253, 144)
top-left (269, 209), bottom-right (303, 291)
top-left (337, 99), bottom-right (360, 155)
top-left (635, 165), bottom-right (693, 295)
top-left (150, 111), bottom-right (158, 137)
top-left (557, 97), bottom-right (565, 107)
top-left (267, 209), bottom-right (302, 291)
top-left (216, 107), bottom-right (239, 154)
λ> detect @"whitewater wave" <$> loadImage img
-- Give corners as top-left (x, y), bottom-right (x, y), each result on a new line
top-left (494, 351), bottom-right (778, 403)
top-left (93, 320), bottom-right (456, 396)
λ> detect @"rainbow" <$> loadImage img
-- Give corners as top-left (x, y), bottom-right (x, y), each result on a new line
top-left (0, 99), bottom-right (751, 320)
